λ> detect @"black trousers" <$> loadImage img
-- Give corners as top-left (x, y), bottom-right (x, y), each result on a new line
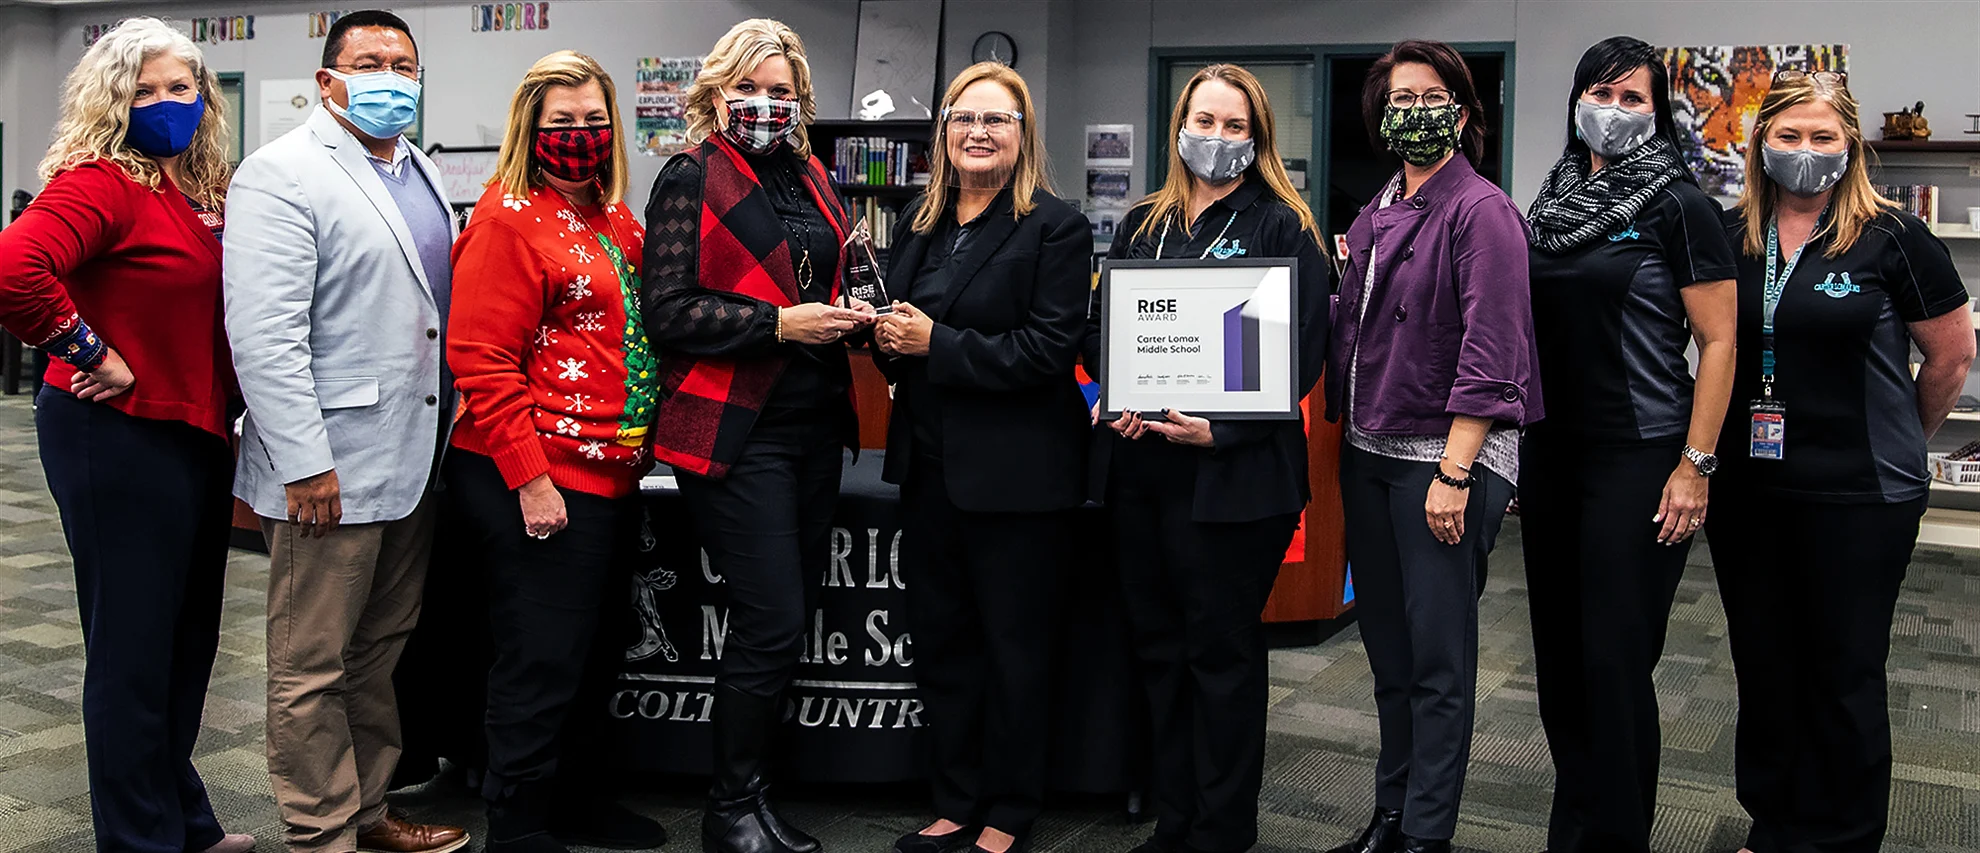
top-left (1109, 477), bottom-right (1297, 853)
top-left (676, 418), bottom-right (842, 699)
top-left (1518, 434), bottom-right (1690, 853)
top-left (1706, 487), bottom-right (1925, 853)
top-left (36, 387), bottom-right (234, 853)
top-left (901, 459), bottom-right (1067, 837)
top-left (445, 451), bottom-right (637, 804)
top-left (1339, 444), bottom-right (1513, 841)
top-left (393, 473), bottom-right (491, 780)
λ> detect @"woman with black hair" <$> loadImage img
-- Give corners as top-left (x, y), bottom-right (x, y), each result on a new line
top-left (1520, 36), bottom-right (1737, 853)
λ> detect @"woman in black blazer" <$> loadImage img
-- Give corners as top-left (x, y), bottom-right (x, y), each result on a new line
top-left (873, 61), bottom-right (1092, 853)
top-left (1083, 64), bottom-right (1331, 853)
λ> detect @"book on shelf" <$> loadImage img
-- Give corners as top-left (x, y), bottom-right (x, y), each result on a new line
top-left (851, 197), bottom-right (900, 249)
top-left (1875, 183), bottom-right (1940, 226)
top-left (831, 136), bottom-right (930, 188)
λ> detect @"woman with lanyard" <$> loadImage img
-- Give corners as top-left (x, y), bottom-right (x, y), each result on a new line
top-left (1321, 40), bottom-right (1538, 853)
top-left (1520, 36), bottom-right (1738, 853)
top-left (640, 18), bottom-right (876, 853)
top-left (0, 17), bottom-right (252, 853)
top-left (446, 50), bottom-right (670, 853)
top-left (1083, 63), bottom-right (1330, 853)
top-left (1710, 70), bottom-right (1972, 853)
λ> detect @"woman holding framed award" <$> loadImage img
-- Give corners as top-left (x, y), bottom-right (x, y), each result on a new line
top-left (637, 18), bottom-right (875, 853)
top-left (872, 61), bottom-right (1092, 853)
top-left (1081, 63), bottom-right (1331, 853)
top-left (1320, 40), bottom-right (1539, 853)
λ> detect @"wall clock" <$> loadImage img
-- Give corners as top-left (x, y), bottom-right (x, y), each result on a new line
top-left (972, 31), bottom-right (1016, 67)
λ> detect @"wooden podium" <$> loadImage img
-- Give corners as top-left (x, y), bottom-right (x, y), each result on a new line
top-left (848, 351), bottom-right (1351, 625)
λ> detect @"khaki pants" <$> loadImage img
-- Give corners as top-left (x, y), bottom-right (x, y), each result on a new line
top-left (263, 499), bottom-right (434, 852)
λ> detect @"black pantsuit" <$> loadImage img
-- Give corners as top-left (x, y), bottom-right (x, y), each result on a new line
top-left (36, 387), bottom-right (234, 853)
top-left (878, 188), bottom-right (1094, 840)
top-left (1110, 472), bottom-right (1297, 853)
top-left (901, 460), bottom-right (1069, 834)
top-left (1518, 434), bottom-right (1689, 853)
top-left (1706, 489), bottom-right (1925, 853)
top-left (1339, 445), bottom-right (1513, 841)
top-left (445, 450), bottom-right (636, 810)
top-left (676, 416), bottom-right (843, 699)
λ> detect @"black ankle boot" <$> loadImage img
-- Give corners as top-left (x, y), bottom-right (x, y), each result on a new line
top-left (1396, 836), bottom-right (1448, 853)
top-left (488, 783), bottom-right (573, 853)
top-left (1324, 807), bottom-right (1403, 853)
top-left (704, 684), bottom-right (798, 853)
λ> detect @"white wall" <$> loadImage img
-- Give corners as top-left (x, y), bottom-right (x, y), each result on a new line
top-left (0, 5), bottom-right (62, 210)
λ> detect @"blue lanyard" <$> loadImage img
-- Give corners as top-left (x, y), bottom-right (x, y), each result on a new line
top-left (1760, 210), bottom-right (1824, 399)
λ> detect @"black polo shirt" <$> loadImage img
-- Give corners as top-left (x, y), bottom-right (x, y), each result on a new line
top-left (1104, 176), bottom-right (1334, 487)
top-left (1716, 209), bottom-right (1969, 503)
top-left (1529, 181), bottom-right (1738, 442)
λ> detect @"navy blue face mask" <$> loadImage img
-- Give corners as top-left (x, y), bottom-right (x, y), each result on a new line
top-left (127, 93), bottom-right (206, 158)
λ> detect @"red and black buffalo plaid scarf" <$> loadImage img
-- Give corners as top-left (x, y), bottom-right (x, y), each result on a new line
top-left (649, 134), bottom-right (850, 477)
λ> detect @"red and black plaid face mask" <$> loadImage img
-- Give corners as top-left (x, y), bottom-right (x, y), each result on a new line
top-left (721, 96), bottom-right (800, 155)
top-left (534, 125), bottom-right (614, 182)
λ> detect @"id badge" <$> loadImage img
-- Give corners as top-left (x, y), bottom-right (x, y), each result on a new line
top-left (1749, 400), bottom-right (1786, 460)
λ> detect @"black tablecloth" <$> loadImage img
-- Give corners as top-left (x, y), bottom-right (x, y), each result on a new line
top-left (599, 450), bottom-right (1143, 789)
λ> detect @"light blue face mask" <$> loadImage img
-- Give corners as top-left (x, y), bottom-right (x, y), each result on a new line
top-left (325, 68), bottom-right (421, 139)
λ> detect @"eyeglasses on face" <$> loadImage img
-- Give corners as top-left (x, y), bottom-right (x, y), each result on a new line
top-left (942, 108), bottom-right (1022, 132)
top-left (1773, 68), bottom-right (1848, 87)
top-left (1386, 88), bottom-right (1454, 109)
top-left (329, 61), bottom-right (423, 80)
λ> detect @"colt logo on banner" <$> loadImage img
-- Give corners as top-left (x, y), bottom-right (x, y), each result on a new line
top-left (470, 3), bottom-right (550, 32)
top-left (1223, 297), bottom-right (1263, 392)
top-left (190, 16), bottom-right (256, 44)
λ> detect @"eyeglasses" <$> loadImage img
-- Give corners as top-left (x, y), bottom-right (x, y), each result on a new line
top-left (329, 61), bottom-right (423, 81)
top-left (942, 108), bottom-right (1022, 133)
top-left (1773, 68), bottom-right (1848, 87)
top-left (1386, 88), bottom-right (1454, 109)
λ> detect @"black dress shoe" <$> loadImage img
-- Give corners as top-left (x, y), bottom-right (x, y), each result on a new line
top-left (892, 826), bottom-right (976, 853)
top-left (1324, 807), bottom-right (1404, 853)
top-left (1396, 836), bottom-right (1449, 853)
top-left (551, 799), bottom-right (669, 850)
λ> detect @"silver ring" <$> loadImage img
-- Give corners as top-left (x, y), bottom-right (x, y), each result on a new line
top-left (1445, 521), bottom-right (1457, 528)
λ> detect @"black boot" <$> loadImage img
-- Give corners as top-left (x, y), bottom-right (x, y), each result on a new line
top-left (1396, 836), bottom-right (1449, 853)
top-left (704, 684), bottom-right (796, 853)
top-left (487, 782), bottom-right (573, 853)
top-left (1324, 807), bottom-right (1403, 853)
top-left (748, 770), bottom-right (819, 853)
top-left (552, 797), bottom-right (669, 850)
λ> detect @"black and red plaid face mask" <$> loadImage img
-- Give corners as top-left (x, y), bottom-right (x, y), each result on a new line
top-left (534, 125), bottom-right (614, 182)
top-left (721, 96), bottom-right (800, 155)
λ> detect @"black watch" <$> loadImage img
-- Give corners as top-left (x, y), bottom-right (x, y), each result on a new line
top-left (1682, 445), bottom-right (1719, 477)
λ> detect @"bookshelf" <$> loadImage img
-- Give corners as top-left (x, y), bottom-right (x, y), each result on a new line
top-left (809, 118), bottom-right (936, 254)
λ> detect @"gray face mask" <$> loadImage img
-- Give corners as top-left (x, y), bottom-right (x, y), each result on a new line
top-left (1575, 101), bottom-right (1656, 160)
top-left (1176, 130), bottom-right (1255, 183)
top-left (1761, 143), bottom-right (1848, 196)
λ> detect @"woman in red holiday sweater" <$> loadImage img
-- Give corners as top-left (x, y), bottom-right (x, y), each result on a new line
top-left (0, 18), bottom-right (252, 853)
top-left (444, 50), bottom-right (667, 853)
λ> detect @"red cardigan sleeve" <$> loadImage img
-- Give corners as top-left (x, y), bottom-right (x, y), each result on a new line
top-left (448, 217), bottom-right (555, 490)
top-left (0, 163), bottom-right (129, 346)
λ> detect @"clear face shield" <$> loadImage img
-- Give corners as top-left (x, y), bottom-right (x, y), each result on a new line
top-left (939, 105), bottom-right (1022, 195)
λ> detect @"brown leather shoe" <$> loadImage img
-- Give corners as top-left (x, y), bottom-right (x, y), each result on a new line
top-left (357, 813), bottom-right (470, 853)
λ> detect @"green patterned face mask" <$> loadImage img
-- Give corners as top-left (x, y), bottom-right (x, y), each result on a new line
top-left (1380, 103), bottom-right (1463, 167)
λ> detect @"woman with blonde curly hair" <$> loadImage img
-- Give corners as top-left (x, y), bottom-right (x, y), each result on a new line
top-left (0, 16), bottom-right (250, 853)
top-left (638, 17), bottom-right (874, 853)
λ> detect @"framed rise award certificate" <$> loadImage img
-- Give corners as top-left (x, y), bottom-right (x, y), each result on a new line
top-left (1098, 258), bottom-right (1300, 420)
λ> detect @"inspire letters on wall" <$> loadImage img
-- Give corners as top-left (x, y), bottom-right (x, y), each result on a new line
top-left (470, 3), bottom-right (551, 32)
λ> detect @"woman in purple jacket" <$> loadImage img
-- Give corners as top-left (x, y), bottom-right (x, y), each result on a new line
top-left (1321, 40), bottom-right (1540, 853)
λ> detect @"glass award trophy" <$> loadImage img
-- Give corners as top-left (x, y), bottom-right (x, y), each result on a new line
top-left (842, 218), bottom-right (893, 315)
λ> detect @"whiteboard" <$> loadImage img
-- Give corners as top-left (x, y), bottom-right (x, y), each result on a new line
top-left (426, 145), bottom-right (502, 206)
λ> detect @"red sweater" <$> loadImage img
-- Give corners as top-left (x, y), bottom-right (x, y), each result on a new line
top-left (448, 182), bottom-right (656, 498)
top-left (0, 161), bottom-right (233, 436)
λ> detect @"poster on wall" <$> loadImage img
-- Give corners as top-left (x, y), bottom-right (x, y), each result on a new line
top-left (259, 79), bottom-right (318, 149)
top-left (1663, 44), bottom-right (1848, 198)
top-left (1085, 123), bottom-right (1133, 168)
top-left (635, 57), bottom-right (700, 158)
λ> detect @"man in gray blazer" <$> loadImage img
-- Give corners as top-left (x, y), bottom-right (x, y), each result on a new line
top-left (222, 11), bottom-right (467, 853)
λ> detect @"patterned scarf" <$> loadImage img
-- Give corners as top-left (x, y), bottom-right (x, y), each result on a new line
top-left (1527, 135), bottom-right (1688, 254)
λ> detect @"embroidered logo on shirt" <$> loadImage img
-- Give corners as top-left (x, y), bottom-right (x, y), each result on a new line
top-left (1814, 272), bottom-right (1862, 298)
top-left (1607, 225), bottom-right (1641, 242)
top-left (1209, 239), bottom-right (1247, 259)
